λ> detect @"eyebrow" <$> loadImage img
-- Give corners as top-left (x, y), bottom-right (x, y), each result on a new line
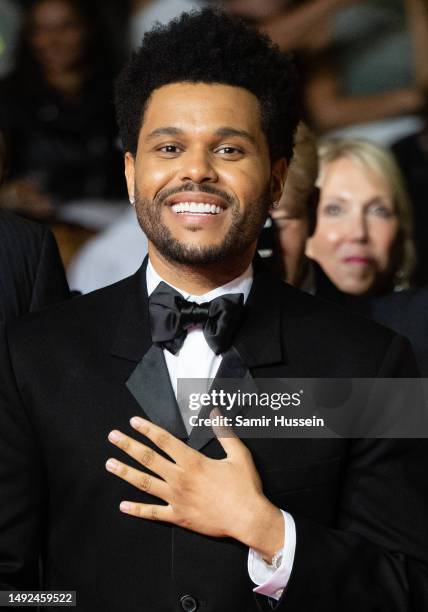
top-left (145, 127), bottom-right (183, 141)
top-left (321, 196), bottom-right (393, 207)
top-left (144, 126), bottom-right (257, 146)
top-left (214, 127), bottom-right (257, 146)
top-left (321, 195), bottom-right (348, 203)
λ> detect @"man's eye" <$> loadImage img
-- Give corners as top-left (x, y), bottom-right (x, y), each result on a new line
top-left (216, 146), bottom-right (242, 156)
top-left (158, 145), bottom-right (180, 154)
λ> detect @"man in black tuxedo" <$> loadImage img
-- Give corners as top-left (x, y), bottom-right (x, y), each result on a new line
top-left (0, 9), bottom-right (427, 612)
top-left (0, 211), bottom-right (69, 323)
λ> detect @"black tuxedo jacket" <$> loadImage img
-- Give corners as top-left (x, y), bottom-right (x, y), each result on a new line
top-left (368, 287), bottom-right (428, 377)
top-left (313, 262), bottom-right (428, 377)
top-left (0, 211), bottom-right (69, 322)
top-left (0, 259), bottom-right (427, 612)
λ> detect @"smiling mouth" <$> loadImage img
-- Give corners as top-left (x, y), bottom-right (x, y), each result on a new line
top-left (170, 202), bottom-right (223, 215)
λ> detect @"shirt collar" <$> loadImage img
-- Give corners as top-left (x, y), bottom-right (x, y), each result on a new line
top-left (146, 258), bottom-right (253, 304)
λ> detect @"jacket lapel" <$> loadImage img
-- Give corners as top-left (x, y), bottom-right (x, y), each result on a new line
top-left (232, 258), bottom-right (283, 370)
top-left (126, 345), bottom-right (188, 439)
top-left (109, 260), bottom-right (152, 363)
top-left (109, 257), bottom-right (188, 439)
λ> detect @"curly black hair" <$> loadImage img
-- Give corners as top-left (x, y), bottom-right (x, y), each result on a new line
top-left (115, 8), bottom-right (300, 162)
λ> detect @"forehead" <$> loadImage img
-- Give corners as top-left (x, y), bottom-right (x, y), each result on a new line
top-left (139, 82), bottom-right (264, 138)
top-left (320, 157), bottom-right (391, 197)
top-left (32, 0), bottom-right (79, 24)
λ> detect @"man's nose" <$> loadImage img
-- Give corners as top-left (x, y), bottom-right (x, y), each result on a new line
top-left (178, 150), bottom-right (218, 184)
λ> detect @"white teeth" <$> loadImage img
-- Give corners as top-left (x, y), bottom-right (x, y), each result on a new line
top-left (170, 201), bottom-right (223, 214)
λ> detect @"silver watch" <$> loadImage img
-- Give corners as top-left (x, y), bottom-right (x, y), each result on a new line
top-left (264, 549), bottom-right (283, 569)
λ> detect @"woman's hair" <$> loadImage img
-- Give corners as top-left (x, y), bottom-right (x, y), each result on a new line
top-left (317, 138), bottom-right (416, 288)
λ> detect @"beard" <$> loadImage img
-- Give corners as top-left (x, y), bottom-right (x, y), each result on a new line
top-left (135, 182), bottom-right (271, 266)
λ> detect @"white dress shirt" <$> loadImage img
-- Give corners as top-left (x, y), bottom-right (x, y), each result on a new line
top-left (146, 260), bottom-right (296, 601)
top-left (68, 208), bottom-right (148, 294)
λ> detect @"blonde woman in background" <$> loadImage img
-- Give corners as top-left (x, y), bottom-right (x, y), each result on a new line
top-left (272, 132), bottom-right (428, 374)
top-left (307, 139), bottom-right (415, 297)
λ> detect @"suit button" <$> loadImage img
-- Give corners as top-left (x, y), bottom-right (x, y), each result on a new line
top-left (179, 594), bottom-right (198, 611)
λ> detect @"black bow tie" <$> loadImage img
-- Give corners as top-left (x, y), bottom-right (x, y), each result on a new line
top-left (149, 281), bottom-right (245, 355)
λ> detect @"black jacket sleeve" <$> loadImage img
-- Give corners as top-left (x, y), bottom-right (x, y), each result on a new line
top-left (29, 225), bottom-right (70, 312)
top-left (0, 323), bottom-right (46, 590)
top-left (0, 212), bottom-right (69, 322)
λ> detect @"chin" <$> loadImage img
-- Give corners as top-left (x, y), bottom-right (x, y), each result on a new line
top-left (172, 232), bottom-right (222, 246)
top-left (156, 242), bottom-right (229, 266)
top-left (338, 281), bottom-right (373, 296)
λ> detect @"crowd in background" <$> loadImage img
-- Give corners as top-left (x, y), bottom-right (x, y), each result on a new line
top-left (1, 0), bottom-right (428, 340)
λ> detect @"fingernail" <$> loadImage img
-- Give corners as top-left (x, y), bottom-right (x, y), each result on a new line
top-left (106, 458), bottom-right (119, 471)
top-left (120, 501), bottom-right (131, 512)
top-left (108, 430), bottom-right (121, 443)
top-left (130, 417), bottom-right (144, 429)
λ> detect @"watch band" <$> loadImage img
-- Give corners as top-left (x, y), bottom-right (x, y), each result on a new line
top-left (264, 549), bottom-right (283, 570)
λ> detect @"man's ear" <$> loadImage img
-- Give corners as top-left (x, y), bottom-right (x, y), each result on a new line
top-left (124, 152), bottom-right (136, 204)
top-left (270, 158), bottom-right (288, 211)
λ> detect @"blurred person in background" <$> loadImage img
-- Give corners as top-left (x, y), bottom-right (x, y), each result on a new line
top-left (304, 0), bottom-right (428, 145)
top-left (267, 126), bottom-right (428, 373)
top-left (392, 96), bottom-right (428, 286)
top-left (0, 129), bottom-right (69, 322)
top-left (307, 139), bottom-right (415, 298)
top-left (0, 0), bottom-right (126, 220)
top-left (228, 0), bottom-right (428, 147)
top-left (67, 205), bottom-right (148, 294)
top-left (0, 0), bottom-right (22, 78)
top-left (227, 0), bottom-right (352, 53)
top-left (268, 128), bottom-right (428, 373)
top-left (269, 122), bottom-right (319, 290)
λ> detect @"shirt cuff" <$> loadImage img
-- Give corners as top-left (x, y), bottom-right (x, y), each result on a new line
top-left (247, 510), bottom-right (296, 601)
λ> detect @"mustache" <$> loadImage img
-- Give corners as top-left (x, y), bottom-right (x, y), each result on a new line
top-left (153, 182), bottom-right (236, 207)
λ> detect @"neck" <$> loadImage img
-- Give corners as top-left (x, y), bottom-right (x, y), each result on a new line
top-left (148, 245), bottom-right (256, 295)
